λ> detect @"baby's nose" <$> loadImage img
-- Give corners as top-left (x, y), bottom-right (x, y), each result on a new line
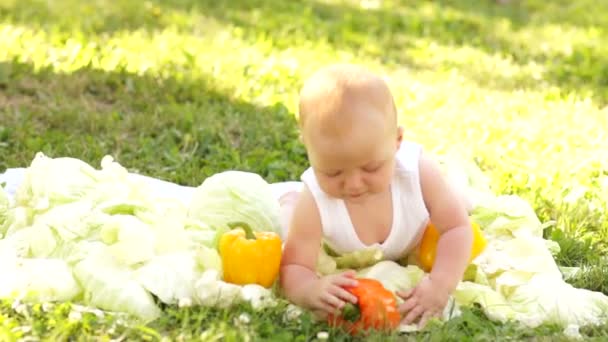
top-left (344, 172), bottom-right (364, 191)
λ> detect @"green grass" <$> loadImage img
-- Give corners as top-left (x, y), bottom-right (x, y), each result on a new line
top-left (1, 0), bottom-right (607, 340)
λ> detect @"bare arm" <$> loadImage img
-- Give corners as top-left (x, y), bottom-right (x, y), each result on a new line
top-left (280, 187), bottom-right (358, 312)
top-left (419, 153), bottom-right (473, 293)
top-left (279, 187), bottom-right (324, 307)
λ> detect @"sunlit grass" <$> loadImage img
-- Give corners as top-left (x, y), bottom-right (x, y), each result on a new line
top-left (1, 0), bottom-right (607, 340)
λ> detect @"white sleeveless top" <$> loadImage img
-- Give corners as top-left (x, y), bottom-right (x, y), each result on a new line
top-left (301, 141), bottom-right (430, 260)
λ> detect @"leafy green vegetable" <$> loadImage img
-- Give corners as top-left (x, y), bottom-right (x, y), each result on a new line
top-left (15, 154), bottom-right (97, 208)
top-left (73, 245), bottom-right (162, 322)
top-left (453, 282), bottom-right (516, 323)
top-left (0, 251), bottom-right (80, 303)
top-left (187, 171), bottom-right (281, 237)
top-left (1, 206), bottom-right (33, 236)
top-left (194, 269), bottom-right (246, 308)
top-left (357, 261), bottom-right (425, 295)
top-left (34, 201), bottom-right (97, 241)
top-left (0, 154), bottom-right (283, 322)
top-left (334, 247), bottom-right (384, 270)
top-left (193, 269), bottom-right (277, 310)
top-left (99, 214), bottom-right (156, 266)
top-left (316, 245), bottom-right (385, 275)
top-left (0, 224), bottom-right (57, 258)
top-left (134, 252), bottom-right (202, 305)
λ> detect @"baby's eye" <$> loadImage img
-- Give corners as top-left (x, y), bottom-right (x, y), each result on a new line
top-left (363, 164), bottom-right (383, 173)
top-left (325, 171), bottom-right (342, 177)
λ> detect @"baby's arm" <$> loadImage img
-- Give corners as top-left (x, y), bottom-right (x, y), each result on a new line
top-left (280, 187), bottom-right (358, 314)
top-left (419, 153), bottom-right (473, 293)
top-left (398, 153), bottom-right (474, 326)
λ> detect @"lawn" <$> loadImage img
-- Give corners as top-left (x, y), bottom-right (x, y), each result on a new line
top-left (1, 0), bottom-right (607, 340)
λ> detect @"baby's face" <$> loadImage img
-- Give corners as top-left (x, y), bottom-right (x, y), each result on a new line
top-left (304, 114), bottom-right (401, 202)
top-left (298, 63), bottom-right (402, 201)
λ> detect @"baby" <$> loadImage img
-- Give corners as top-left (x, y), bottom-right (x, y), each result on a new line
top-left (279, 64), bottom-right (473, 328)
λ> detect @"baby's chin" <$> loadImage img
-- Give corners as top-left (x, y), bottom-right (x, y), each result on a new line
top-left (323, 189), bottom-right (368, 202)
top-left (340, 189), bottom-right (384, 203)
top-left (322, 185), bottom-right (389, 202)
top-left (343, 194), bottom-right (369, 204)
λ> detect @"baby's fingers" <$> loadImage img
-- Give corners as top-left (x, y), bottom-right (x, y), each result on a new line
top-left (401, 305), bottom-right (424, 325)
top-left (313, 296), bottom-right (339, 315)
top-left (398, 297), bottom-right (417, 315)
top-left (321, 292), bottom-right (345, 311)
top-left (397, 288), bottom-right (414, 300)
top-left (418, 311), bottom-right (438, 329)
top-left (330, 274), bottom-right (358, 288)
top-left (329, 285), bottom-right (358, 304)
top-left (340, 270), bottom-right (357, 278)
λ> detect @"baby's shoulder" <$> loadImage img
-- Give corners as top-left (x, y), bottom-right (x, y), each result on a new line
top-left (393, 140), bottom-right (425, 177)
top-left (300, 167), bottom-right (332, 201)
top-left (289, 184), bottom-right (323, 234)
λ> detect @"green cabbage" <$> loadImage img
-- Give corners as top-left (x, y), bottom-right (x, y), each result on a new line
top-left (35, 201), bottom-right (97, 240)
top-left (14, 153), bottom-right (155, 214)
top-left (193, 269), bottom-right (277, 309)
top-left (73, 245), bottom-right (161, 322)
top-left (453, 282), bottom-right (516, 323)
top-left (0, 249), bottom-right (80, 303)
top-left (0, 154), bottom-right (283, 322)
top-left (357, 261), bottom-right (425, 295)
top-left (316, 244), bottom-right (384, 275)
top-left (187, 171), bottom-right (281, 239)
top-left (508, 273), bottom-right (608, 327)
top-left (99, 214), bottom-right (156, 266)
top-left (14, 153), bottom-right (100, 211)
top-left (0, 224), bottom-right (57, 258)
top-left (134, 252), bottom-right (202, 305)
top-left (1, 206), bottom-right (33, 236)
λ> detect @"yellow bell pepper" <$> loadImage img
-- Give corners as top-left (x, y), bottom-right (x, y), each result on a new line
top-left (218, 222), bottom-right (282, 288)
top-left (418, 220), bottom-right (487, 273)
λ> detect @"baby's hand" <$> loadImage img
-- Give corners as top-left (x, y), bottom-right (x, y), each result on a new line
top-left (396, 275), bottom-right (449, 328)
top-left (304, 270), bottom-right (359, 317)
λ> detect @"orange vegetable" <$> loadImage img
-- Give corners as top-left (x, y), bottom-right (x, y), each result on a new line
top-left (418, 220), bottom-right (487, 273)
top-left (328, 278), bottom-right (401, 335)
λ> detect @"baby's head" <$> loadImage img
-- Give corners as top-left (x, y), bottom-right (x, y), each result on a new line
top-left (298, 64), bottom-right (403, 201)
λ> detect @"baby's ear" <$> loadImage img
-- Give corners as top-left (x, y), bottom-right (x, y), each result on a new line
top-left (396, 126), bottom-right (404, 147)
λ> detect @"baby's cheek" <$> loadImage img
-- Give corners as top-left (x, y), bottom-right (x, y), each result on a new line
top-left (373, 172), bottom-right (392, 190)
top-left (319, 179), bottom-right (342, 196)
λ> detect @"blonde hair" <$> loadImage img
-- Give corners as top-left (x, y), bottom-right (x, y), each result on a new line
top-left (298, 64), bottom-right (397, 138)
